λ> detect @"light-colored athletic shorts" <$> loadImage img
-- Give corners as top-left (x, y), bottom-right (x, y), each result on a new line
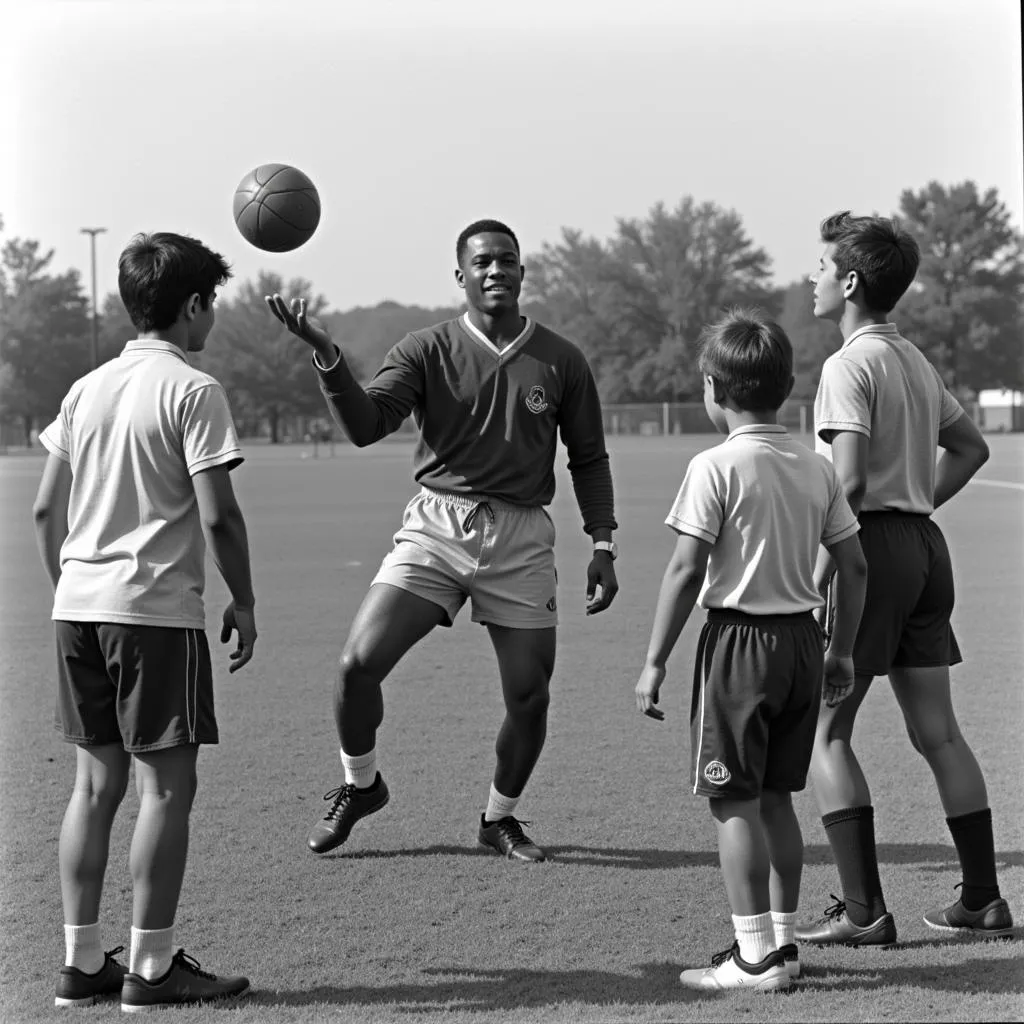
top-left (373, 487), bottom-right (558, 629)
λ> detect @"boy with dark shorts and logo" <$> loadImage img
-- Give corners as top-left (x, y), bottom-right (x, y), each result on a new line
top-left (34, 233), bottom-right (257, 1010)
top-left (266, 219), bottom-right (618, 863)
top-left (798, 212), bottom-right (1013, 946)
top-left (635, 311), bottom-right (867, 991)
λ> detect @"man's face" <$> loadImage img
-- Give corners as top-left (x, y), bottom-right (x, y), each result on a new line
top-left (456, 233), bottom-right (523, 313)
top-left (810, 244), bottom-right (846, 322)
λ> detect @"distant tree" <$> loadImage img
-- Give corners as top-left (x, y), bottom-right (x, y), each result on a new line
top-left (0, 233), bottom-right (91, 444)
top-left (524, 198), bottom-right (778, 402)
top-left (97, 291), bottom-right (138, 362)
top-left (202, 272), bottom-right (346, 443)
top-left (897, 181), bottom-right (1024, 393)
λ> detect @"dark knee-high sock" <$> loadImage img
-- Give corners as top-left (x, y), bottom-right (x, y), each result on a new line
top-left (822, 806), bottom-right (887, 925)
top-left (947, 808), bottom-right (1001, 910)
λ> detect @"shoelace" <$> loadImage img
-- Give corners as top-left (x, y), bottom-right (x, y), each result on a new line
top-left (821, 894), bottom-right (847, 922)
top-left (709, 941), bottom-right (739, 968)
top-left (462, 501), bottom-right (495, 531)
top-left (171, 949), bottom-right (217, 981)
top-left (104, 945), bottom-right (125, 964)
top-left (494, 816), bottom-right (534, 848)
top-left (321, 784), bottom-right (358, 822)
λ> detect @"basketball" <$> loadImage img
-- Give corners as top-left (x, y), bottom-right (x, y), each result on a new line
top-left (233, 163), bottom-right (321, 252)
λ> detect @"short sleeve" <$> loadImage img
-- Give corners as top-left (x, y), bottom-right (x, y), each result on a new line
top-left (664, 453), bottom-right (723, 544)
top-left (821, 461), bottom-right (860, 546)
top-left (179, 384), bottom-right (243, 476)
top-left (934, 368), bottom-right (964, 429)
top-left (38, 400), bottom-right (72, 462)
top-left (815, 354), bottom-right (872, 441)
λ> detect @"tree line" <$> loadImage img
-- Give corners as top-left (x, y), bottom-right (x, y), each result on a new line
top-left (2, 180), bottom-right (1021, 446)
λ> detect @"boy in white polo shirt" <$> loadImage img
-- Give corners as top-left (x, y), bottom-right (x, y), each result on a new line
top-left (33, 232), bottom-right (256, 1011)
top-left (635, 310), bottom-right (866, 992)
top-left (797, 211), bottom-right (1012, 946)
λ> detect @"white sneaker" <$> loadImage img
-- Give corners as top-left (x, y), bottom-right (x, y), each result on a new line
top-left (779, 942), bottom-right (801, 979)
top-left (679, 941), bottom-right (792, 992)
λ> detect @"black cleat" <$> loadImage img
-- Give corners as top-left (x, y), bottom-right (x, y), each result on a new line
top-left (478, 814), bottom-right (546, 862)
top-left (121, 949), bottom-right (248, 1012)
top-left (307, 773), bottom-right (389, 854)
top-left (796, 895), bottom-right (897, 947)
top-left (55, 946), bottom-right (127, 1007)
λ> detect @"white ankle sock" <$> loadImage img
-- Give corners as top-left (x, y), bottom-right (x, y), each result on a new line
top-left (64, 922), bottom-right (104, 973)
top-left (772, 910), bottom-right (798, 949)
top-left (732, 912), bottom-right (777, 964)
top-left (340, 748), bottom-right (377, 789)
top-left (130, 926), bottom-right (174, 981)
top-left (484, 784), bottom-right (519, 823)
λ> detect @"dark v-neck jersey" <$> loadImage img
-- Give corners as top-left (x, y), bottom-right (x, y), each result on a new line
top-left (314, 314), bottom-right (617, 534)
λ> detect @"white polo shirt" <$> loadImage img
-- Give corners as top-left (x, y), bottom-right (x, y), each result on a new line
top-left (666, 425), bottom-right (859, 615)
top-left (814, 323), bottom-right (964, 513)
top-left (39, 340), bottom-right (242, 629)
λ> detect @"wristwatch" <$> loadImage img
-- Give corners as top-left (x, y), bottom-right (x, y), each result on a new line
top-left (593, 540), bottom-right (618, 561)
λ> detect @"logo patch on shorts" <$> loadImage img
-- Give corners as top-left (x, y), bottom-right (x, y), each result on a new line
top-left (525, 385), bottom-right (549, 414)
top-left (704, 761), bottom-right (731, 785)
top-left (546, 595), bottom-right (557, 612)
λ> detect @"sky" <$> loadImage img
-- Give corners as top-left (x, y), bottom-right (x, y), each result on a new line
top-left (2, 0), bottom-right (1022, 314)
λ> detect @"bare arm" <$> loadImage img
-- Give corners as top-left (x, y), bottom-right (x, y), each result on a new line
top-left (635, 533), bottom-right (711, 718)
top-left (32, 454), bottom-right (72, 589)
top-left (822, 533), bottom-right (867, 659)
top-left (193, 466), bottom-right (257, 671)
top-left (934, 412), bottom-right (989, 509)
top-left (813, 429), bottom-right (869, 594)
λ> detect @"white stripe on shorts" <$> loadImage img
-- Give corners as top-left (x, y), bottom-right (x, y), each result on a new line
top-left (693, 648), bottom-right (708, 795)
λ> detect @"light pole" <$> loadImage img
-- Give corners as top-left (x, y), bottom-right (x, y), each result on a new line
top-left (80, 227), bottom-right (106, 369)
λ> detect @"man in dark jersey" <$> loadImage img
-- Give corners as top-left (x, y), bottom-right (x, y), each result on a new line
top-left (266, 219), bottom-right (619, 862)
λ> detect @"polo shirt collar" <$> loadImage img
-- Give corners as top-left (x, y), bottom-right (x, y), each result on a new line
top-left (460, 313), bottom-right (535, 360)
top-left (122, 339), bottom-right (189, 362)
top-left (842, 322), bottom-right (899, 350)
top-left (726, 424), bottom-right (789, 441)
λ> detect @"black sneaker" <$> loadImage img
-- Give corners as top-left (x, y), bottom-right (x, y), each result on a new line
top-left (54, 946), bottom-right (127, 1007)
top-left (924, 893), bottom-right (1014, 938)
top-left (796, 895), bottom-right (897, 947)
top-left (120, 949), bottom-right (249, 1013)
top-left (307, 773), bottom-right (389, 854)
top-left (478, 814), bottom-right (546, 862)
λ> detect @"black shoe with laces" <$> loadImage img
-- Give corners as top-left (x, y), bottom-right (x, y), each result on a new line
top-left (55, 945), bottom-right (127, 1007)
top-left (478, 814), bottom-right (546, 862)
top-left (120, 949), bottom-right (249, 1012)
top-left (795, 894), bottom-right (897, 947)
top-left (307, 773), bottom-right (389, 854)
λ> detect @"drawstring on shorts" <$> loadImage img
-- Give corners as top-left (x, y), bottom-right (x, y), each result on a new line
top-left (462, 501), bottom-right (495, 532)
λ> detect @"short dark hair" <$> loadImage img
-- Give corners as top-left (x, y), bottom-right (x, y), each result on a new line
top-left (698, 309), bottom-right (793, 412)
top-left (118, 232), bottom-right (232, 332)
top-left (456, 219), bottom-right (519, 266)
top-left (819, 211), bottom-right (920, 313)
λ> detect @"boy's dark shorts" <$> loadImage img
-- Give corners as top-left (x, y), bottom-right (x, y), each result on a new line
top-left (852, 511), bottom-right (962, 678)
top-left (54, 621), bottom-right (218, 752)
top-left (690, 610), bottom-right (823, 800)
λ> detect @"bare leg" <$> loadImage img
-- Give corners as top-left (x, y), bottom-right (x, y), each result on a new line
top-left (334, 583), bottom-right (447, 755)
top-left (808, 673), bottom-right (874, 815)
top-left (889, 665), bottom-right (988, 817)
top-left (486, 625), bottom-right (556, 798)
top-left (760, 789), bottom-right (802, 914)
top-left (130, 745), bottom-right (198, 929)
top-left (710, 797), bottom-right (771, 917)
top-left (59, 744), bottom-right (131, 924)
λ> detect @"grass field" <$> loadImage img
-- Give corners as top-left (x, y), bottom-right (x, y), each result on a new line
top-left (1, 434), bottom-right (1022, 1023)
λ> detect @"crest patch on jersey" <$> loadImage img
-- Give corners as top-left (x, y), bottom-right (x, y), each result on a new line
top-left (525, 385), bottom-right (549, 414)
top-left (703, 760), bottom-right (731, 785)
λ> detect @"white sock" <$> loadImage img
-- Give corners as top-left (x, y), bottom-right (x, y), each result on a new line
top-left (772, 910), bottom-right (798, 949)
top-left (64, 922), bottom-right (104, 973)
top-left (484, 784), bottom-right (519, 824)
top-left (340, 748), bottom-right (377, 790)
top-left (130, 925), bottom-right (174, 982)
top-left (732, 912), bottom-right (777, 964)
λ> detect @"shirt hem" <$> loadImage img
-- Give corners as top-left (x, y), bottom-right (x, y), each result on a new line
top-left (52, 611), bottom-right (206, 630)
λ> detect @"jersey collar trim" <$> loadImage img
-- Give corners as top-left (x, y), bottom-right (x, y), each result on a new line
top-left (122, 340), bottom-right (189, 362)
top-left (842, 322), bottom-right (899, 349)
top-left (460, 313), bottom-right (535, 360)
top-left (726, 424), bottom-right (789, 440)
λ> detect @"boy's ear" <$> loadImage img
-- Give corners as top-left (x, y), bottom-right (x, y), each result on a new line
top-left (708, 375), bottom-right (727, 405)
top-left (784, 374), bottom-right (795, 402)
top-left (842, 271), bottom-right (860, 301)
top-left (182, 292), bottom-right (201, 321)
